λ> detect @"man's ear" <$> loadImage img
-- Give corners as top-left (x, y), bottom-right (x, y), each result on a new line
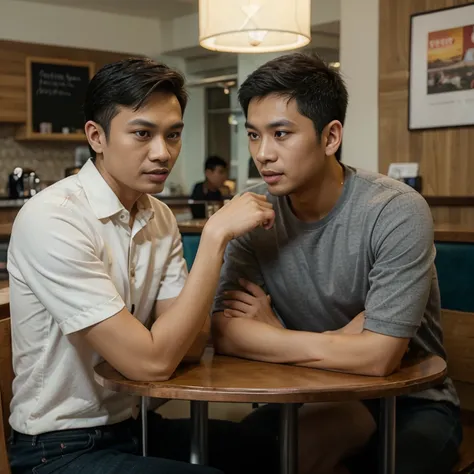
top-left (85, 120), bottom-right (106, 156)
top-left (323, 120), bottom-right (343, 158)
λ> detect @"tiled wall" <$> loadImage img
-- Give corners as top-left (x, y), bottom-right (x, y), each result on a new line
top-left (0, 124), bottom-right (76, 195)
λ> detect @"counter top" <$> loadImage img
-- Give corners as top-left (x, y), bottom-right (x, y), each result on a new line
top-left (0, 218), bottom-right (472, 243)
top-left (0, 198), bottom-right (29, 208)
top-left (0, 195), bottom-right (224, 209)
top-left (178, 220), bottom-right (207, 234)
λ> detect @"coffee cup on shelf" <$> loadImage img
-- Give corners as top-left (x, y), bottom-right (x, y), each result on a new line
top-left (39, 122), bottom-right (52, 134)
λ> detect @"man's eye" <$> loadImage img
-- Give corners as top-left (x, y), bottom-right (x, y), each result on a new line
top-left (135, 130), bottom-right (150, 139)
top-left (275, 131), bottom-right (289, 138)
top-left (168, 132), bottom-right (182, 140)
top-left (247, 132), bottom-right (259, 140)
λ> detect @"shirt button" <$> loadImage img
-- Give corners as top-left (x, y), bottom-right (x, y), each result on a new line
top-left (130, 268), bottom-right (135, 278)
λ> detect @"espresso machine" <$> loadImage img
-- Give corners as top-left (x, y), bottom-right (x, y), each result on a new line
top-left (7, 167), bottom-right (41, 198)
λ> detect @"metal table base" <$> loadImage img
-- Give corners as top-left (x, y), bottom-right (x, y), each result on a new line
top-left (190, 401), bottom-right (209, 465)
top-left (379, 396), bottom-right (396, 474)
top-left (141, 396), bottom-right (148, 457)
top-left (140, 396), bottom-right (396, 473)
top-left (280, 403), bottom-right (299, 474)
top-left (187, 401), bottom-right (299, 474)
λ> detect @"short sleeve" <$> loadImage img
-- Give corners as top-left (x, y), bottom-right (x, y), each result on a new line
top-left (364, 192), bottom-right (435, 338)
top-left (156, 219), bottom-right (188, 301)
top-left (7, 204), bottom-right (125, 335)
top-left (212, 233), bottom-right (266, 314)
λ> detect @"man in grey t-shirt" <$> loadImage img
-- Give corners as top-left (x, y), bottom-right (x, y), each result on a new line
top-left (212, 53), bottom-right (461, 474)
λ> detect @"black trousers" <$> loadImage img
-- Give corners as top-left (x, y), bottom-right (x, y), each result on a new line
top-left (239, 397), bottom-right (463, 474)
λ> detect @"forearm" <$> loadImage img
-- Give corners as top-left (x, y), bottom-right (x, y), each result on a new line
top-left (213, 314), bottom-right (288, 361)
top-left (287, 331), bottom-right (406, 376)
top-left (151, 228), bottom-right (226, 373)
top-left (213, 315), bottom-right (407, 376)
top-left (182, 316), bottom-right (210, 362)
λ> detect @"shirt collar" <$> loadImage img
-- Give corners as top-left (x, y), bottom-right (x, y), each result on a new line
top-left (78, 159), bottom-right (154, 222)
top-left (135, 194), bottom-right (155, 225)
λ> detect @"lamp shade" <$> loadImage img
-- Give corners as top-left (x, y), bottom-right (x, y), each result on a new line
top-left (199, 0), bottom-right (311, 53)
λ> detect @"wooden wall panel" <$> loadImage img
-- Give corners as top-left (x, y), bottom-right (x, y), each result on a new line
top-left (442, 309), bottom-right (474, 385)
top-left (0, 40), bottom-right (140, 124)
top-left (379, 0), bottom-right (474, 224)
top-left (431, 207), bottom-right (474, 227)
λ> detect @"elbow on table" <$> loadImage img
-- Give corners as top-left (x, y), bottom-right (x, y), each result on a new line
top-left (349, 331), bottom-right (408, 377)
top-left (211, 313), bottom-right (235, 356)
top-left (362, 357), bottom-right (401, 377)
top-left (120, 358), bottom-right (175, 383)
top-left (213, 337), bottom-right (235, 356)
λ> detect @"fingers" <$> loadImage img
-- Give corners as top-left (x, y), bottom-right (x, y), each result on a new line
top-left (260, 208), bottom-right (275, 230)
top-left (238, 278), bottom-right (266, 297)
top-left (216, 191), bottom-right (275, 238)
top-left (251, 205), bottom-right (274, 230)
top-left (224, 290), bottom-right (255, 305)
top-left (237, 193), bottom-right (275, 229)
top-left (223, 299), bottom-right (251, 313)
top-left (241, 192), bottom-right (273, 210)
top-left (223, 309), bottom-right (246, 318)
top-left (241, 192), bottom-right (269, 202)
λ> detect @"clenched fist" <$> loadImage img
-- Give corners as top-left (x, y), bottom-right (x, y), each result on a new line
top-left (204, 192), bottom-right (275, 243)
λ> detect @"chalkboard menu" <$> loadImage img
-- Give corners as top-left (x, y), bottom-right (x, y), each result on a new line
top-left (26, 57), bottom-right (94, 139)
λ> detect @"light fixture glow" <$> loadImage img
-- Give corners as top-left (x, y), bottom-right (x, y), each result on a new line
top-left (199, 0), bottom-right (311, 54)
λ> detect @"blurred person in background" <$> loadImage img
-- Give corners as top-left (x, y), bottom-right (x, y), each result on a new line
top-left (190, 155), bottom-right (229, 218)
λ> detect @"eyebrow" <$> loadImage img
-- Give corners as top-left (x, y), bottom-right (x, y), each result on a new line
top-left (245, 119), bottom-right (294, 130)
top-left (169, 121), bottom-right (185, 130)
top-left (127, 119), bottom-right (184, 130)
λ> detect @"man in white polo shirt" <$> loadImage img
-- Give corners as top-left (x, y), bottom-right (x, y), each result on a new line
top-left (7, 58), bottom-right (276, 474)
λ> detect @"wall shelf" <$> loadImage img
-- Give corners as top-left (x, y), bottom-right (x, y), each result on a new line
top-left (424, 196), bottom-right (474, 207)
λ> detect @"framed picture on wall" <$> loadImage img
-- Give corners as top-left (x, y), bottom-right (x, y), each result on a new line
top-left (409, 3), bottom-right (474, 130)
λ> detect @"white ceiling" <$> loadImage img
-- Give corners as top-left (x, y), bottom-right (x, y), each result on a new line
top-left (21, 0), bottom-right (198, 20)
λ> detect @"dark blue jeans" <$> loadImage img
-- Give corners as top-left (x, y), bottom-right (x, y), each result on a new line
top-left (8, 412), bottom-right (278, 474)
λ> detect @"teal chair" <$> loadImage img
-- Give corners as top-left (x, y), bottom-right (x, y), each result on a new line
top-left (434, 242), bottom-right (474, 313)
top-left (182, 234), bottom-right (201, 271)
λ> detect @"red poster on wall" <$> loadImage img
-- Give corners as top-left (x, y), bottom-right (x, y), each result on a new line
top-left (427, 24), bottom-right (474, 95)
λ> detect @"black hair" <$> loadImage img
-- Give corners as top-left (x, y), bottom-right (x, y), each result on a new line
top-left (238, 52), bottom-right (348, 161)
top-left (84, 58), bottom-right (188, 158)
top-left (205, 155), bottom-right (228, 171)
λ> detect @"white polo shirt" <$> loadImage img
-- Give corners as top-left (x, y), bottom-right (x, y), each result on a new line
top-left (7, 159), bottom-right (188, 435)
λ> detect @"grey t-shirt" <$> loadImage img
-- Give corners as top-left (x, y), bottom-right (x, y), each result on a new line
top-left (214, 165), bottom-right (458, 406)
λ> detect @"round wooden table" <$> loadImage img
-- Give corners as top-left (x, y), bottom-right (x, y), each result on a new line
top-left (94, 350), bottom-right (447, 474)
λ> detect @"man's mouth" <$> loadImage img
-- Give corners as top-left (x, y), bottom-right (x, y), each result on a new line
top-left (145, 169), bottom-right (169, 183)
top-left (261, 170), bottom-right (283, 184)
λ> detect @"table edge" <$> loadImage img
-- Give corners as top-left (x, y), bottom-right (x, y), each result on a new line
top-left (94, 360), bottom-right (447, 404)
